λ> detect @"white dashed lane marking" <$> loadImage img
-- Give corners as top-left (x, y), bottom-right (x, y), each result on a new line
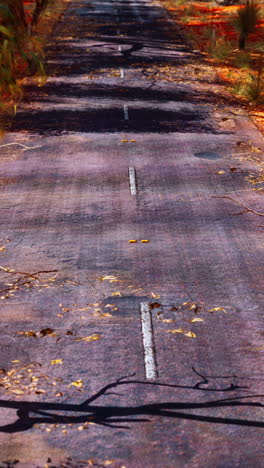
top-left (140, 302), bottom-right (158, 380)
top-left (128, 167), bottom-right (137, 195)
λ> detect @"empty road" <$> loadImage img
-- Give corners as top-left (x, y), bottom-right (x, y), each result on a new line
top-left (0, 0), bottom-right (263, 466)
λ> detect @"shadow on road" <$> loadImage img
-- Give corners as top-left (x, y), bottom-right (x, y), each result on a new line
top-left (0, 368), bottom-right (263, 433)
top-left (10, 0), bottom-right (238, 135)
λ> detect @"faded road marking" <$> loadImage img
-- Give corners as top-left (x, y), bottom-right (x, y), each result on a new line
top-left (124, 105), bottom-right (129, 120)
top-left (140, 302), bottom-right (158, 380)
top-left (128, 167), bottom-right (137, 195)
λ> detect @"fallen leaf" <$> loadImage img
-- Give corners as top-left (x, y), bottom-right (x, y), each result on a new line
top-left (39, 328), bottom-right (57, 337)
top-left (74, 334), bottom-right (101, 342)
top-left (104, 462), bottom-right (116, 466)
top-left (189, 318), bottom-right (204, 323)
top-left (101, 313), bottom-right (113, 317)
top-left (122, 139), bottom-right (128, 142)
top-left (17, 331), bottom-right (37, 338)
top-left (141, 240), bottom-right (149, 243)
top-left (166, 328), bottom-right (186, 333)
top-left (68, 379), bottom-right (83, 388)
top-left (185, 331), bottom-right (197, 338)
top-left (208, 307), bottom-right (227, 314)
top-left (112, 292), bottom-right (121, 296)
top-left (128, 240), bottom-right (137, 243)
top-left (11, 389), bottom-right (24, 395)
top-left (50, 359), bottom-right (63, 365)
top-left (100, 275), bottom-right (118, 282)
top-left (215, 171), bottom-right (225, 175)
top-left (149, 302), bottom-right (161, 310)
top-left (160, 318), bottom-right (175, 323)
top-left (151, 292), bottom-right (160, 299)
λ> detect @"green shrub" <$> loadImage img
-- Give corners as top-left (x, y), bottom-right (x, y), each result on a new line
top-left (233, 0), bottom-right (262, 50)
top-left (0, 1), bottom-right (46, 134)
top-left (211, 38), bottom-right (233, 60)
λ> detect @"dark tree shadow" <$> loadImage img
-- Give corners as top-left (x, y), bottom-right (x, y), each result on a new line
top-left (0, 368), bottom-right (263, 433)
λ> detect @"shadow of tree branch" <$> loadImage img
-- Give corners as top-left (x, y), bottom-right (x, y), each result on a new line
top-left (0, 368), bottom-right (263, 433)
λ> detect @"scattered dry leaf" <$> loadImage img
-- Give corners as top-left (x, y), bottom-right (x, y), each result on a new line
top-left (208, 307), bottom-right (227, 314)
top-left (17, 331), bottom-right (37, 338)
top-left (151, 292), bottom-right (160, 299)
top-left (39, 328), bottom-right (57, 337)
top-left (149, 302), bottom-right (161, 310)
top-left (50, 359), bottom-right (63, 365)
top-left (189, 318), bottom-right (204, 323)
top-left (185, 331), bottom-right (197, 338)
top-left (74, 334), bottom-right (101, 342)
top-left (11, 389), bottom-right (24, 395)
top-left (68, 379), bottom-right (83, 388)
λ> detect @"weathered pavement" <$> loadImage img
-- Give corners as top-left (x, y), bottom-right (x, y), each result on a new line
top-left (0, 0), bottom-right (264, 466)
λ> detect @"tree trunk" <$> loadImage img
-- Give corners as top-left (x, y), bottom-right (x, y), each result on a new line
top-left (32, 0), bottom-right (49, 26)
top-left (239, 33), bottom-right (246, 50)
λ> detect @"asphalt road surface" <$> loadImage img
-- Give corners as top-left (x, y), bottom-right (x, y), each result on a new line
top-left (0, 0), bottom-right (263, 466)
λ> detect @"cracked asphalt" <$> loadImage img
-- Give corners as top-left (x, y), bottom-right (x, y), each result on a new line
top-left (0, 0), bottom-right (263, 466)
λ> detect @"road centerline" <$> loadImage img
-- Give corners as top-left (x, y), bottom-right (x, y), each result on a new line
top-left (128, 166), bottom-right (137, 195)
top-left (124, 105), bottom-right (129, 120)
top-left (140, 302), bottom-right (158, 380)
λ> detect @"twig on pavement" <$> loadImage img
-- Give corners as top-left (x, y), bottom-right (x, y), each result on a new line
top-left (212, 196), bottom-right (264, 217)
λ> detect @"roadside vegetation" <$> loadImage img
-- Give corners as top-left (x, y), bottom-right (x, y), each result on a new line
top-left (160, 0), bottom-right (264, 129)
top-left (0, 0), bottom-right (69, 136)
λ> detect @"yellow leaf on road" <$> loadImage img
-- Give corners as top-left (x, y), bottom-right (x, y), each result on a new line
top-left (189, 318), bottom-right (204, 323)
top-left (68, 379), bottom-right (83, 388)
top-left (17, 331), bottom-right (37, 338)
top-left (11, 389), bottom-right (24, 395)
top-left (185, 331), bottom-right (197, 338)
top-left (209, 307), bottom-right (227, 314)
top-left (166, 328), bottom-right (185, 333)
top-left (112, 292), bottom-right (121, 296)
top-left (74, 334), bottom-right (101, 342)
top-left (151, 292), bottom-right (160, 299)
top-left (159, 318), bottom-right (175, 323)
top-left (100, 275), bottom-right (118, 282)
top-left (51, 359), bottom-right (63, 365)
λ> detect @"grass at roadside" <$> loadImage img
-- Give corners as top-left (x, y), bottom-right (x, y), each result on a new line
top-left (158, 0), bottom-right (264, 132)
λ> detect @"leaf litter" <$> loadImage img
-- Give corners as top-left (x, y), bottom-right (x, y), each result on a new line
top-left (156, 300), bottom-right (229, 338)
